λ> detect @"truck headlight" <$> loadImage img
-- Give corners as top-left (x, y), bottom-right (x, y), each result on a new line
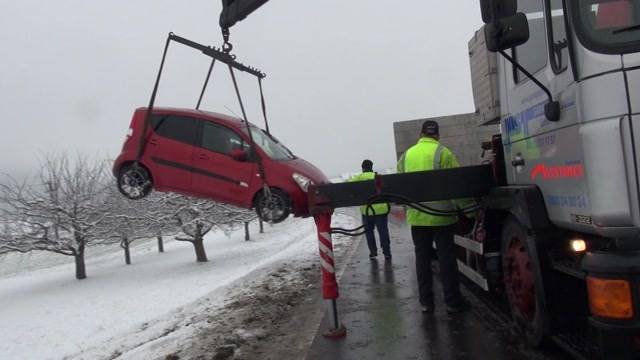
top-left (292, 173), bottom-right (313, 192)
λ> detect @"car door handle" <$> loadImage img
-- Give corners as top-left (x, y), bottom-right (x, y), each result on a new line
top-left (198, 153), bottom-right (209, 160)
top-left (149, 138), bottom-right (158, 145)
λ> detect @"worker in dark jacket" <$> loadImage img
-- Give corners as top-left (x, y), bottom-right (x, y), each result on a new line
top-left (397, 120), bottom-right (474, 314)
top-left (349, 160), bottom-right (392, 260)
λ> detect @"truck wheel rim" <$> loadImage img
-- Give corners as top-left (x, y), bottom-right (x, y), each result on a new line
top-left (504, 236), bottom-right (536, 321)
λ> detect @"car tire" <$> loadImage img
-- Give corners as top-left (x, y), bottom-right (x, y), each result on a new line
top-left (255, 189), bottom-right (291, 224)
top-left (117, 164), bottom-right (153, 200)
top-left (501, 215), bottom-right (548, 347)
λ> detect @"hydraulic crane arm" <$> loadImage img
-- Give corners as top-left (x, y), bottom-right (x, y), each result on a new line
top-left (219, 0), bottom-right (270, 28)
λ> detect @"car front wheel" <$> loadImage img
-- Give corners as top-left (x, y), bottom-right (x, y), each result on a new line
top-left (255, 189), bottom-right (291, 224)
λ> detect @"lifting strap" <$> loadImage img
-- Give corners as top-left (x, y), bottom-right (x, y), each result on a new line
top-left (258, 77), bottom-right (270, 134)
top-left (228, 64), bottom-right (270, 196)
top-left (135, 35), bottom-right (172, 162)
top-left (196, 59), bottom-right (216, 110)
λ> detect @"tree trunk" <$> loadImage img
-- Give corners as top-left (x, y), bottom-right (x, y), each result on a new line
top-left (74, 251), bottom-right (87, 280)
top-left (244, 221), bottom-right (250, 241)
top-left (193, 236), bottom-right (208, 262)
top-left (157, 234), bottom-right (164, 253)
top-left (259, 218), bottom-right (264, 233)
top-left (122, 237), bottom-right (131, 265)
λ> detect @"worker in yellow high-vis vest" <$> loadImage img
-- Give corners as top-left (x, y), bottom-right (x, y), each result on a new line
top-left (349, 159), bottom-right (392, 260)
top-left (397, 120), bottom-right (473, 314)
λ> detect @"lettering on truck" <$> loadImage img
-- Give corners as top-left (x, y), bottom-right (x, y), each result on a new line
top-left (531, 161), bottom-right (584, 181)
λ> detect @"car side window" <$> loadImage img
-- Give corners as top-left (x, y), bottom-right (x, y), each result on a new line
top-left (201, 122), bottom-right (247, 155)
top-left (150, 115), bottom-right (199, 145)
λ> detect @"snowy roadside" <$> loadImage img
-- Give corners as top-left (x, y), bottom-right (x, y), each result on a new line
top-left (136, 211), bottom-right (362, 360)
top-left (0, 211), bottom-right (360, 360)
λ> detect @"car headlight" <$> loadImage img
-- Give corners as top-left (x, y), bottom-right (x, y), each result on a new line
top-left (292, 173), bottom-right (314, 192)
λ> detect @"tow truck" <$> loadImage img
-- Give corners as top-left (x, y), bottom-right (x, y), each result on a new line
top-left (167, 0), bottom-right (640, 358)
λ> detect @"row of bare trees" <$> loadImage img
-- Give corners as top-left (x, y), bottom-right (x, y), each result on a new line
top-left (0, 154), bottom-right (258, 279)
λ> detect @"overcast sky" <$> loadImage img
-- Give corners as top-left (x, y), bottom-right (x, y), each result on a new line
top-left (1, 1), bottom-right (483, 178)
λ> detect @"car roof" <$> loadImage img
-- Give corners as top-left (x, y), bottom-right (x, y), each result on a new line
top-left (138, 107), bottom-right (257, 129)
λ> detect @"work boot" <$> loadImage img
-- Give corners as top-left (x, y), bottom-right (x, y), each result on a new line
top-left (446, 298), bottom-right (471, 314)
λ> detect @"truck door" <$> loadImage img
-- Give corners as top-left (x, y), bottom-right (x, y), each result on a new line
top-left (501, 0), bottom-right (587, 230)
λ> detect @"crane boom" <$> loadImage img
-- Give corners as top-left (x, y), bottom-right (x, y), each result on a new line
top-left (219, 0), bottom-right (270, 28)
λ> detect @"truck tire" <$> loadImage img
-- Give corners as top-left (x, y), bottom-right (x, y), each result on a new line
top-left (501, 215), bottom-right (548, 347)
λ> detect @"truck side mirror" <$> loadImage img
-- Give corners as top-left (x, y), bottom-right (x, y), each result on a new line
top-left (484, 13), bottom-right (530, 52)
top-left (480, 0), bottom-right (517, 23)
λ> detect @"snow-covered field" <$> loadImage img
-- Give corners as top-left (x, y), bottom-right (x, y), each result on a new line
top-left (0, 213), bottom-right (358, 360)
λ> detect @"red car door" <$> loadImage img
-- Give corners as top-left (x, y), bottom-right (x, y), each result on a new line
top-left (191, 120), bottom-right (256, 207)
top-left (144, 114), bottom-right (198, 193)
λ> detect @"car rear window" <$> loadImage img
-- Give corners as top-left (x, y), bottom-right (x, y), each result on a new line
top-left (151, 115), bottom-right (199, 145)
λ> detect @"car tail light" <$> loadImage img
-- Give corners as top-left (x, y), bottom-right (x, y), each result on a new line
top-left (587, 276), bottom-right (633, 319)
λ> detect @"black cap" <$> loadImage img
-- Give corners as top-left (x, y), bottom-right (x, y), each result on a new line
top-left (421, 120), bottom-right (439, 136)
top-left (361, 159), bottom-right (373, 171)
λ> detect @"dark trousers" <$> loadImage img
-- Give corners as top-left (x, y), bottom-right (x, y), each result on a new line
top-left (411, 225), bottom-right (462, 306)
top-left (362, 214), bottom-right (391, 256)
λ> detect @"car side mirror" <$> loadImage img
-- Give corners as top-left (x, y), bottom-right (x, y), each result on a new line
top-left (480, 0), bottom-right (517, 24)
top-left (230, 148), bottom-right (248, 161)
top-left (484, 13), bottom-right (530, 52)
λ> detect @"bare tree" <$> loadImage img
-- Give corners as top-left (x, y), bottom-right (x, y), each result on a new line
top-left (145, 193), bottom-right (249, 262)
top-left (101, 185), bottom-right (152, 265)
top-left (0, 154), bottom-right (109, 279)
top-left (139, 193), bottom-right (180, 253)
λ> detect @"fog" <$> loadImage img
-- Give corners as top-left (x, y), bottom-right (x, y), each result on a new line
top-left (0, 1), bottom-right (483, 178)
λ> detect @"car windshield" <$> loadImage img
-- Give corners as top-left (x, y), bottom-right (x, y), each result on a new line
top-left (574, 0), bottom-right (640, 53)
top-left (249, 127), bottom-right (296, 161)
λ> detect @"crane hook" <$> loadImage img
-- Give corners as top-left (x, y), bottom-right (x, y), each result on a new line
top-left (221, 27), bottom-right (233, 54)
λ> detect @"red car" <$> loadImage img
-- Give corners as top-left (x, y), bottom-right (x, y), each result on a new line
top-left (113, 107), bottom-right (328, 223)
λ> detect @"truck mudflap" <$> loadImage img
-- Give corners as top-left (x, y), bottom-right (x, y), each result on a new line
top-left (583, 251), bottom-right (640, 359)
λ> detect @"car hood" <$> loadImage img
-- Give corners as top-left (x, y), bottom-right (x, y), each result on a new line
top-left (285, 157), bottom-right (330, 184)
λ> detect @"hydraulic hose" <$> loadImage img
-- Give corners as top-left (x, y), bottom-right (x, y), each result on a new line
top-left (329, 193), bottom-right (482, 236)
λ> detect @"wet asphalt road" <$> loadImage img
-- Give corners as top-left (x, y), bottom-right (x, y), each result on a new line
top-left (306, 214), bottom-right (570, 360)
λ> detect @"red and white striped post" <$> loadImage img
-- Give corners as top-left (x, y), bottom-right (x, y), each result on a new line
top-left (314, 212), bottom-right (347, 338)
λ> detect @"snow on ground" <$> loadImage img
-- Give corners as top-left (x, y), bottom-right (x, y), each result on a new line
top-left (0, 213), bottom-right (359, 360)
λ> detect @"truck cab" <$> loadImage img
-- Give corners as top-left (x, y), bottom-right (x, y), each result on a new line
top-left (499, 0), bottom-right (640, 239)
top-left (467, 1), bottom-right (640, 358)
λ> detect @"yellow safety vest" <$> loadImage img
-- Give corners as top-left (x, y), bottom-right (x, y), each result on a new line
top-left (348, 171), bottom-right (390, 216)
top-left (397, 137), bottom-right (473, 226)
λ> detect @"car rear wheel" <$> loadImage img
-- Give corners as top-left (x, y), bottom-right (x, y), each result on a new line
top-left (117, 164), bottom-right (152, 200)
top-left (255, 189), bottom-right (291, 224)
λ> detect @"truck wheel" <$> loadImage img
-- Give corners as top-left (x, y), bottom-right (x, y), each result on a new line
top-left (117, 164), bottom-right (152, 200)
top-left (501, 216), bottom-right (548, 347)
top-left (255, 189), bottom-right (290, 224)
